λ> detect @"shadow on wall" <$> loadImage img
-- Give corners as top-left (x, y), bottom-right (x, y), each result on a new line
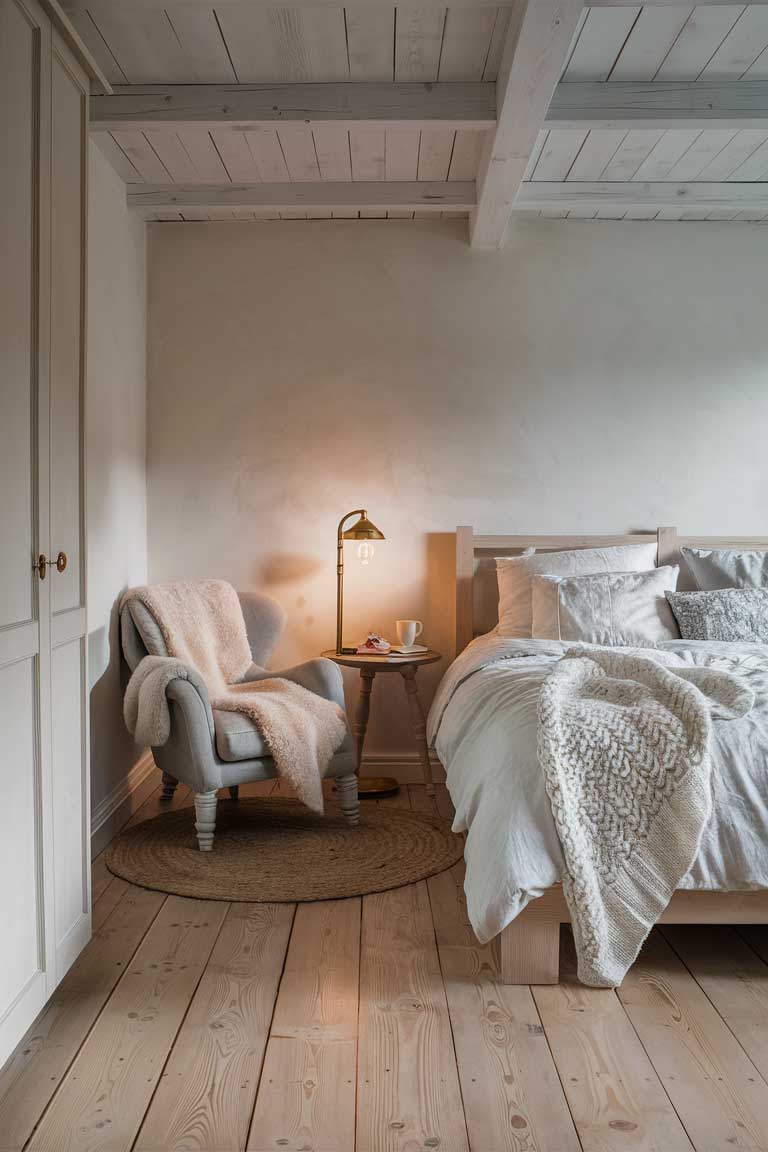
top-left (89, 596), bottom-right (146, 818)
top-left (258, 553), bottom-right (323, 587)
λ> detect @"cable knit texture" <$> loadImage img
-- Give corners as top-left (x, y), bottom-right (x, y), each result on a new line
top-left (121, 581), bottom-right (346, 813)
top-left (538, 646), bottom-right (754, 987)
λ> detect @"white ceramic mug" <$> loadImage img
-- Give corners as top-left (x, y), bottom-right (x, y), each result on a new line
top-left (396, 619), bottom-right (423, 648)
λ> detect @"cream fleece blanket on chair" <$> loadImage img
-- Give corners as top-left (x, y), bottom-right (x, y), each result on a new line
top-left (122, 580), bottom-right (346, 813)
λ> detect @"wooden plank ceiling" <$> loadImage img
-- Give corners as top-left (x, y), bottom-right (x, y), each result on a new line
top-left (524, 3), bottom-right (768, 221)
top-left (67, 2), bottom-right (506, 220)
top-left (71, 2), bottom-right (768, 227)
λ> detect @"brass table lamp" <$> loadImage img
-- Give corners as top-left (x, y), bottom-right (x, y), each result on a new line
top-left (336, 509), bottom-right (385, 655)
top-left (335, 509), bottom-right (397, 798)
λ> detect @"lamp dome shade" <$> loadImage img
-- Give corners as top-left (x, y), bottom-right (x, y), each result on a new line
top-left (341, 514), bottom-right (385, 541)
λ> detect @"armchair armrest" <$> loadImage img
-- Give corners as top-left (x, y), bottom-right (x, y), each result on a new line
top-left (165, 668), bottom-right (216, 743)
top-left (244, 657), bottom-right (346, 710)
top-left (157, 673), bottom-right (221, 794)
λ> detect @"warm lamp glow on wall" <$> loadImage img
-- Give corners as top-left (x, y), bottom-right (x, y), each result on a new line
top-left (336, 509), bottom-right (385, 654)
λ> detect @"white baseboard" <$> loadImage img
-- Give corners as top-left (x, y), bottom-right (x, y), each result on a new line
top-left (360, 753), bottom-right (446, 785)
top-left (91, 752), bottom-right (159, 858)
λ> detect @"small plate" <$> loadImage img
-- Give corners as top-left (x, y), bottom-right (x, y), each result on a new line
top-left (390, 644), bottom-right (429, 654)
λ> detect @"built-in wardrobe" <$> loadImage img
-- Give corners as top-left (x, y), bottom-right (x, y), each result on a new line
top-left (1, 0), bottom-right (93, 1065)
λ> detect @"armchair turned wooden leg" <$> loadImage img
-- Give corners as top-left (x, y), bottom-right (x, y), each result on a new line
top-left (337, 773), bottom-right (360, 827)
top-left (160, 771), bottom-right (178, 802)
top-left (228, 785), bottom-right (240, 801)
top-left (194, 790), bottom-right (218, 852)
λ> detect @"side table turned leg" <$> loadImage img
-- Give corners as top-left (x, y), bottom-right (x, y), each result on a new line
top-left (160, 771), bottom-right (178, 801)
top-left (354, 667), bottom-right (375, 775)
top-left (400, 664), bottom-right (435, 796)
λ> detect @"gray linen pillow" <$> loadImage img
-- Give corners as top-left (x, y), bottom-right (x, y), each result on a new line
top-left (666, 588), bottom-right (768, 642)
top-left (681, 546), bottom-right (768, 590)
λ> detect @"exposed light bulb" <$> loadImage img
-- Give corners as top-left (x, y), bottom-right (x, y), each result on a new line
top-left (357, 540), bottom-right (375, 566)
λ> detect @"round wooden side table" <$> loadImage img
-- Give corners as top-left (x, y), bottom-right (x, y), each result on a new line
top-left (322, 650), bottom-right (441, 798)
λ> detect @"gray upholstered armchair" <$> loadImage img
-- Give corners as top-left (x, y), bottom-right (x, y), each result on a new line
top-left (120, 590), bottom-right (357, 850)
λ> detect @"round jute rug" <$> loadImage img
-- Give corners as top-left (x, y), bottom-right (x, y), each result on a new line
top-left (105, 798), bottom-right (464, 902)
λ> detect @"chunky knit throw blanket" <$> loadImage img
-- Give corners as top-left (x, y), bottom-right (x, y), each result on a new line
top-left (122, 581), bottom-right (346, 814)
top-left (538, 647), bottom-right (754, 987)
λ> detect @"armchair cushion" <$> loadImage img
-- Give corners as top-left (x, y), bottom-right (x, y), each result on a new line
top-left (215, 658), bottom-right (347, 762)
top-left (214, 708), bottom-right (269, 762)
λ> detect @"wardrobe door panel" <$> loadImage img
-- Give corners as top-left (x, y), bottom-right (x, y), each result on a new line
top-left (0, 665), bottom-right (41, 1018)
top-left (51, 640), bottom-right (88, 974)
top-left (50, 36), bottom-right (86, 621)
top-left (49, 33), bottom-right (90, 978)
top-left (0, 0), bottom-right (55, 1066)
top-left (0, 0), bottom-right (36, 629)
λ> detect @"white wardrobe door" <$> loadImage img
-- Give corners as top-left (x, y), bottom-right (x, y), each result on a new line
top-left (0, 0), bottom-right (56, 1065)
top-left (49, 32), bottom-right (90, 978)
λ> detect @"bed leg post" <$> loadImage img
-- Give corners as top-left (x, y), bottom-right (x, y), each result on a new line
top-left (500, 908), bottom-right (561, 984)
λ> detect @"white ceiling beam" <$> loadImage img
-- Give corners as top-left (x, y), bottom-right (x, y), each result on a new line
top-left (588, 0), bottom-right (768, 5)
top-left (127, 180), bottom-right (476, 213)
top-left (470, 0), bottom-right (585, 248)
top-left (548, 81), bottom-right (768, 130)
top-left (517, 181), bottom-right (768, 212)
top-left (64, 0), bottom-right (768, 7)
top-left (91, 83), bottom-right (496, 133)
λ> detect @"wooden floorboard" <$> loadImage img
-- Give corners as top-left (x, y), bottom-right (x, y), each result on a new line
top-left (662, 924), bottom-right (768, 1085)
top-left (3, 786), bottom-right (768, 1152)
top-left (428, 863), bottom-right (580, 1152)
top-left (0, 885), bottom-right (165, 1152)
top-left (249, 899), bottom-right (360, 1152)
top-left (27, 897), bottom-right (228, 1152)
top-left (533, 930), bottom-right (694, 1152)
top-left (136, 902), bottom-right (294, 1152)
top-left (617, 929), bottom-right (768, 1152)
top-left (357, 881), bottom-right (470, 1152)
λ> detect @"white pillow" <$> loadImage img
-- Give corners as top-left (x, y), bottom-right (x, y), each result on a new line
top-left (495, 542), bottom-right (659, 638)
top-left (682, 546), bottom-right (768, 591)
top-left (532, 566), bottom-right (680, 645)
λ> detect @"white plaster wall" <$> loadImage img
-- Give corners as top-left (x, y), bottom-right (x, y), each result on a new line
top-left (87, 141), bottom-right (148, 816)
top-left (146, 218), bottom-right (768, 757)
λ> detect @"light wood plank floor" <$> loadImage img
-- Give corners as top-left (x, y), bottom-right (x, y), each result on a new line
top-left (2, 779), bottom-right (768, 1152)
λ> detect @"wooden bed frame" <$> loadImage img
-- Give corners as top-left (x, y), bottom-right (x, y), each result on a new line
top-left (455, 525), bottom-right (768, 984)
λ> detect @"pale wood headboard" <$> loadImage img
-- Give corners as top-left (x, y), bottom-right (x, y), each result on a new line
top-left (455, 526), bottom-right (768, 655)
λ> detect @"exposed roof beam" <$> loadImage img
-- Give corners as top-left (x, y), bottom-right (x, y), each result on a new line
top-left (470, 0), bottom-right (584, 249)
top-left (63, 0), bottom-right (768, 7)
top-left (517, 181), bottom-right (768, 212)
top-left (91, 83), bottom-right (496, 132)
top-left (548, 81), bottom-right (768, 130)
top-left (588, 0), bottom-right (768, 5)
top-left (127, 180), bottom-right (476, 213)
top-left (68, 0), bottom-right (517, 6)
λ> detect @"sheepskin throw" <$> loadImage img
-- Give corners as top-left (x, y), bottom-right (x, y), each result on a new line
top-left (122, 581), bottom-right (346, 813)
top-left (538, 647), bottom-right (753, 987)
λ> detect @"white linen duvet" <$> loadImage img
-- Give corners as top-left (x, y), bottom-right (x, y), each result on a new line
top-left (427, 631), bottom-right (768, 944)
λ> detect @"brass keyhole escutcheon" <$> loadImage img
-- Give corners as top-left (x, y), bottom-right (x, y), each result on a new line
top-left (34, 551), bottom-right (68, 580)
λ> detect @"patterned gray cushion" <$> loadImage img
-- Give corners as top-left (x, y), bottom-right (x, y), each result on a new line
top-left (666, 588), bottom-right (768, 642)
